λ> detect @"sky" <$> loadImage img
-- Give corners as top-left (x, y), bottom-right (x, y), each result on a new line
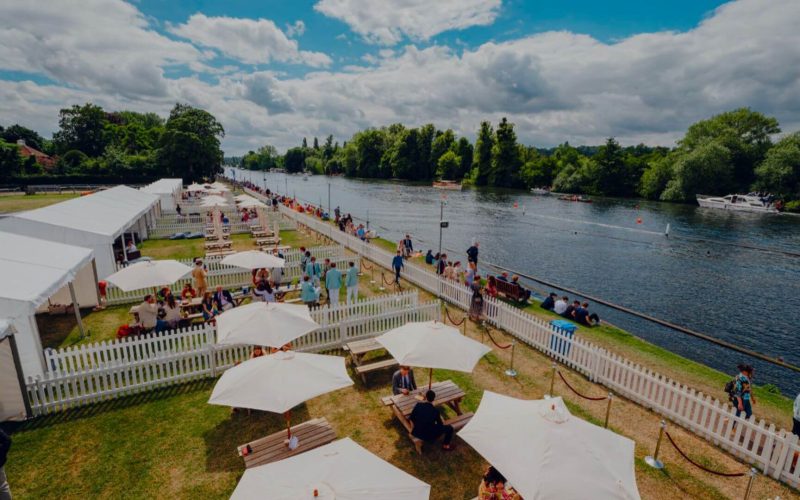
top-left (1, 0), bottom-right (799, 155)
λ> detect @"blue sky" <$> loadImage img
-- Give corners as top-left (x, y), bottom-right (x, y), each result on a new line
top-left (0, 0), bottom-right (798, 154)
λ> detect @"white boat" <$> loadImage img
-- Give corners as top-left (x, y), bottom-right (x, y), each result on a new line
top-left (696, 194), bottom-right (779, 214)
top-left (432, 180), bottom-right (462, 190)
top-left (530, 187), bottom-right (551, 195)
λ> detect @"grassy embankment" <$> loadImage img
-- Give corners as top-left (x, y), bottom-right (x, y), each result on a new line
top-left (0, 192), bottom-right (79, 213)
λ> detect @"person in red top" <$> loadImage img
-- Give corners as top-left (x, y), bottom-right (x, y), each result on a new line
top-left (181, 283), bottom-right (197, 300)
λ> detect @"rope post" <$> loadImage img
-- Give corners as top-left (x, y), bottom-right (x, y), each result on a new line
top-left (379, 272), bottom-right (386, 291)
top-left (505, 341), bottom-right (518, 377)
top-left (546, 362), bottom-right (557, 398)
top-left (645, 420), bottom-right (667, 469)
top-left (462, 317), bottom-right (467, 336)
top-left (604, 393), bottom-right (614, 428)
top-left (480, 320), bottom-right (486, 344)
top-left (370, 265), bottom-right (376, 285)
top-left (742, 468), bottom-right (757, 500)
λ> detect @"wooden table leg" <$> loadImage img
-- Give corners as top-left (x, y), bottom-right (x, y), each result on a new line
top-left (447, 397), bottom-right (463, 416)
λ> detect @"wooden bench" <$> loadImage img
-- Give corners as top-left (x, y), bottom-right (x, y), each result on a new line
top-left (251, 229), bottom-right (276, 238)
top-left (496, 279), bottom-right (527, 302)
top-left (205, 249), bottom-right (235, 258)
top-left (255, 237), bottom-right (281, 247)
top-left (355, 358), bottom-right (399, 384)
top-left (205, 240), bottom-right (232, 250)
top-left (407, 412), bottom-right (475, 454)
top-left (236, 417), bottom-right (336, 469)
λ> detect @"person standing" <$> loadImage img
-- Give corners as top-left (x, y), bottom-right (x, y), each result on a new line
top-left (469, 280), bottom-right (484, 322)
top-left (467, 241), bottom-right (479, 265)
top-left (392, 250), bottom-right (404, 285)
top-left (401, 234), bottom-right (414, 258)
top-left (192, 260), bottom-right (208, 297)
top-left (0, 428), bottom-right (11, 500)
top-left (734, 364), bottom-right (755, 420)
top-left (306, 256), bottom-right (321, 286)
top-left (325, 262), bottom-right (342, 306)
top-left (345, 261), bottom-right (359, 304)
top-left (321, 258), bottom-right (332, 301)
top-left (301, 275), bottom-right (318, 308)
top-left (793, 393), bottom-right (800, 437)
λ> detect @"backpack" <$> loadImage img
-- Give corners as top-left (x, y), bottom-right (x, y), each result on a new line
top-left (724, 378), bottom-right (737, 401)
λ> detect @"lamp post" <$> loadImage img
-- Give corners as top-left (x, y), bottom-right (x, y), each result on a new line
top-left (438, 200), bottom-right (447, 257)
top-left (328, 183), bottom-right (331, 216)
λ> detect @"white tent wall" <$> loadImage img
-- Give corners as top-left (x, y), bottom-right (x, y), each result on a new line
top-left (1, 313), bottom-right (46, 380)
top-left (0, 336), bottom-right (27, 421)
top-left (141, 178), bottom-right (183, 211)
top-left (44, 265), bottom-right (100, 310)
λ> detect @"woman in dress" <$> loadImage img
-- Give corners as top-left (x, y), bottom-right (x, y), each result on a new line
top-left (469, 278), bottom-right (485, 322)
top-left (162, 293), bottom-right (183, 329)
top-left (201, 291), bottom-right (217, 322)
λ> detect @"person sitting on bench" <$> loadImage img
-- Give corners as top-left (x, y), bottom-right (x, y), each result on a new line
top-left (510, 275), bottom-right (531, 302)
top-left (541, 292), bottom-right (558, 311)
top-left (409, 390), bottom-right (455, 451)
top-left (392, 366), bottom-right (417, 395)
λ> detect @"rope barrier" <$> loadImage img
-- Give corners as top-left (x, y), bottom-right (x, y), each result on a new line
top-left (444, 307), bottom-right (466, 326)
top-left (381, 272), bottom-right (401, 290)
top-left (483, 324), bottom-right (513, 350)
top-left (361, 260), bottom-right (373, 271)
top-left (556, 370), bottom-right (608, 401)
top-left (664, 431), bottom-right (747, 477)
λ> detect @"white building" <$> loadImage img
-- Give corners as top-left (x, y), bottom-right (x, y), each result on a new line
top-left (141, 178), bottom-right (183, 211)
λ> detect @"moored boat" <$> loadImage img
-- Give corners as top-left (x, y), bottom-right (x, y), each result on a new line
top-left (696, 194), bottom-right (780, 213)
top-left (432, 180), bottom-right (462, 190)
top-left (558, 194), bottom-right (592, 203)
top-left (530, 187), bottom-right (551, 195)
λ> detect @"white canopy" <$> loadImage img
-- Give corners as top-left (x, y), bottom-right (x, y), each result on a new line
top-left (231, 438), bottom-right (431, 500)
top-left (0, 232), bottom-right (95, 379)
top-left (0, 185), bottom-right (159, 278)
top-left (208, 351), bottom-right (352, 413)
top-left (106, 260), bottom-right (192, 292)
top-left (186, 183), bottom-right (207, 192)
top-left (141, 178), bottom-right (183, 210)
top-left (237, 199), bottom-right (267, 209)
top-left (376, 321), bottom-right (490, 372)
top-left (458, 392), bottom-right (640, 500)
top-left (220, 250), bottom-right (285, 270)
top-left (215, 302), bottom-right (317, 347)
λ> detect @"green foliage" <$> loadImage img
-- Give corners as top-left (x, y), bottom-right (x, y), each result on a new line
top-left (661, 140), bottom-right (734, 202)
top-left (436, 150), bottom-right (461, 180)
top-left (156, 103), bottom-right (225, 181)
top-left (639, 155), bottom-right (675, 199)
top-left (1, 124), bottom-right (47, 152)
top-left (0, 139), bottom-right (22, 179)
top-left (490, 117), bottom-right (522, 187)
top-left (284, 147), bottom-right (306, 173)
top-left (241, 145), bottom-right (279, 171)
top-left (753, 132), bottom-right (800, 199)
top-left (473, 121), bottom-right (494, 186)
top-left (784, 200), bottom-right (800, 213)
top-left (53, 103), bottom-right (109, 156)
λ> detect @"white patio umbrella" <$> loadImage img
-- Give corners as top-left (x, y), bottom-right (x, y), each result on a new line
top-left (221, 250), bottom-right (285, 270)
top-left (238, 198), bottom-right (267, 209)
top-left (106, 260), bottom-right (192, 292)
top-left (186, 183), bottom-right (207, 192)
top-left (209, 351), bottom-right (353, 438)
top-left (231, 438), bottom-right (430, 500)
top-left (215, 302), bottom-right (316, 347)
top-left (458, 392), bottom-right (640, 500)
top-left (376, 320), bottom-right (491, 389)
top-left (235, 194), bottom-right (256, 202)
top-left (200, 195), bottom-right (229, 207)
top-left (209, 181), bottom-right (230, 191)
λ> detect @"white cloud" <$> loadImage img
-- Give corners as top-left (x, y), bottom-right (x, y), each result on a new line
top-left (315, 0), bottom-right (502, 45)
top-left (286, 20), bottom-right (306, 37)
top-left (1, 0), bottom-right (799, 156)
top-left (168, 14), bottom-right (331, 67)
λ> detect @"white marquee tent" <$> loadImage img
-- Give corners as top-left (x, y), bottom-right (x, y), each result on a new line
top-left (0, 185), bottom-right (159, 278)
top-left (140, 178), bottom-right (183, 211)
top-left (0, 320), bottom-right (30, 421)
top-left (0, 232), bottom-right (96, 380)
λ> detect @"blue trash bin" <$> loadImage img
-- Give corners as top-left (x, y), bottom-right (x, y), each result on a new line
top-left (549, 319), bottom-right (577, 357)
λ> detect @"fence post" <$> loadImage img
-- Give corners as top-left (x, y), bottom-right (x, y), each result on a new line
top-left (206, 327), bottom-right (217, 377)
top-left (771, 431), bottom-right (796, 480)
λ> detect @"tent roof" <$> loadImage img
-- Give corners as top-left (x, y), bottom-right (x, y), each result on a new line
top-left (140, 178), bottom-right (183, 195)
top-left (6, 185), bottom-right (158, 239)
top-left (0, 319), bottom-right (14, 341)
top-left (0, 232), bottom-right (94, 315)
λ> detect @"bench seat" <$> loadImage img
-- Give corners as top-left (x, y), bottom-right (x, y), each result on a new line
top-left (236, 417), bottom-right (335, 469)
top-left (354, 358), bottom-right (399, 384)
top-left (407, 412), bottom-right (474, 454)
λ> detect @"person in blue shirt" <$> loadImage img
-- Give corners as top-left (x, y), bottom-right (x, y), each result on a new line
top-left (325, 262), bottom-right (343, 306)
top-left (300, 275), bottom-right (317, 308)
top-left (425, 250), bottom-right (434, 265)
top-left (391, 250), bottom-right (404, 285)
top-left (345, 261), bottom-right (359, 304)
top-left (305, 256), bottom-right (321, 286)
top-left (734, 364), bottom-right (755, 420)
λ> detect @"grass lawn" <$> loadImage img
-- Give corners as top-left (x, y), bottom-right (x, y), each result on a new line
top-left (37, 306), bottom-right (133, 349)
top-left (139, 234), bottom-right (254, 260)
top-left (0, 193), bottom-right (78, 213)
top-left (7, 315), bottom-right (796, 499)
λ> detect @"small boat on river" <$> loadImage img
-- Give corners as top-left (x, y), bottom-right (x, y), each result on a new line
top-left (696, 194), bottom-right (780, 214)
top-left (558, 194), bottom-right (592, 203)
top-left (530, 187), bottom-right (551, 195)
top-left (433, 180), bottom-right (462, 190)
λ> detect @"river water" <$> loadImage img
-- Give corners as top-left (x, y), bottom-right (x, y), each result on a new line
top-left (228, 168), bottom-right (800, 395)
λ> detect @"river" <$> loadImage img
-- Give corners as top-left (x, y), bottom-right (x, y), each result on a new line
top-left (227, 167), bottom-right (800, 395)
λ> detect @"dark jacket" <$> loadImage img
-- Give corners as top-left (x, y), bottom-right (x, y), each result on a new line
top-left (541, 295), bottom-right (556, 310)
top-left (214, 289), bottom-right (235, 308)
top-left (0, 429), bottom-right (10, 468)
top-left (409, 402), bottom-right (443, 441)
top-left (391, 369), bottom-right (417, 395)
top-left (466, 246), bottom-right (479, 262)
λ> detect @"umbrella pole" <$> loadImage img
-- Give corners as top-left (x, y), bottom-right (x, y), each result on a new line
top-left (285, 411), bottom-right (292, 439)
top-left (428, 367), bottom-right (433, 391)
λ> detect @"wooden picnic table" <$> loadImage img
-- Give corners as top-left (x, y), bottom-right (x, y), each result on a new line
top-left (381, 379), bottom-right (471, 454)
top-left (343, 338), bottom-right (399, 384)
top-left (236, 417), bottom-right (336, 469)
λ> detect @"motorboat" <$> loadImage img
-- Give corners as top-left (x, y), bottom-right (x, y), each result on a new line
top-left (696, 194), bottom-right (780, 213)
top-left (432, 180), bottom-right (462, 190)
top-left (530, 187), bottom-right (551, 195)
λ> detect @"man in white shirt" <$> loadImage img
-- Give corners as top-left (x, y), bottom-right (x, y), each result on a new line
top-left (136, 295), bottom-right (158, 331)
top-left (554, 296), bottom-right (569, 315)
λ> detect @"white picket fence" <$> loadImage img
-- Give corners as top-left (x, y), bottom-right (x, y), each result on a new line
top-left (247, 187), bottom-right (800, 487)
top-left (149, 210), bottom-right (296, 238)
top-left (28, 292), bottom-right (436, 416)
top-left (105, 254), bottom-right (358, 306)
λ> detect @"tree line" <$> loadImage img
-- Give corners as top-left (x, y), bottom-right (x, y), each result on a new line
top-left (0, 103), bottom-right (225, 183)
top-left (238, 108), bottom-right (800, 209)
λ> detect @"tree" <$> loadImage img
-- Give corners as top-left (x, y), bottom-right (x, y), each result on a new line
top-left (680, 108), bottom-right (780, 188)
top-left (591, 138), bottom-right (627, 196)
top-left (436, 150), bottom-right (461, 180)
top-left (0, 140), bottom-right (22, 180)
top-left (323, 134), bottom-right (335, 161)
top-left (386, 128), bottom-right (420, 179)
top-left (454, 137), bottom-right (473, 180)
top-left (490, 117), bottom-right (521, 187)
top-left (156, 103), bottom-right (224, 181)
top-left (242, 145), bottom-right (279, 171)
top-left (313, 137), bottom-right (319, 150)
top-left (754, 132), bottom-right (800, 199)
top-left (520, 154), bottom-right (557, 188)
top-left (661, 140), bottom-right (734, 202)
top-left (639, 155), bottom-right (675, 200)
top-left (52, 103), bottom-right (109, 156)
top-left (473, 121), bottom-right (494, 186)
top-left (284, 147), bottom-right (306, 173)
top-left (1, 124), bottom-right (46, 152)
top-left (417, 124), bottom-right (436, 179)
top-left (302, 137), bottom-right (308, 149)
top-left (431, 129), bottom-right (455, 170)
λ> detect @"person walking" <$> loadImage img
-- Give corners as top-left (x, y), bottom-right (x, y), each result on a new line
top-left (345, 261), bottom-right (359, 304)
top-left (305, 256), bottom-right (321, 286)
top-left (192, 259), bottom-right (208, 297)
top-left (467, 241), bottom-right (479, 265)
top-left (0, 428), bottom-right (11, 500)
top-left (322, 258), bottom-right (331, 301)
top-left (325, 262), bottom-right (343, 306)
top-left (733, 364), bottom-right (755, 420)
top-left (392, 250), bottom-right (404, 285)
top-left (300, 275), bottom-right (318, 308)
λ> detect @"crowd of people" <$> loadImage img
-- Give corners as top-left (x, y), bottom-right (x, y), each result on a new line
top-left (541, 293), bottom-right (601, 327)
